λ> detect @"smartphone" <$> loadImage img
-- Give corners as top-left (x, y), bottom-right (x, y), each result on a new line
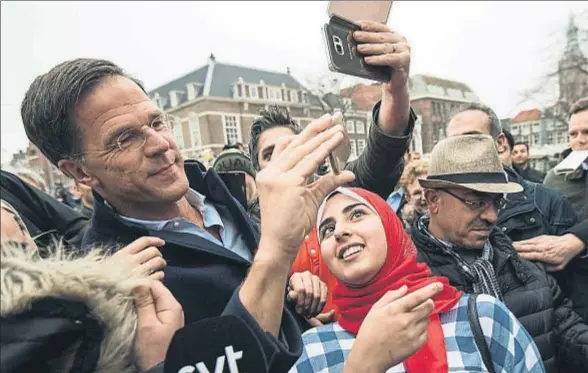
top-left (323, 15), bottom-right (391, 82)
top-left (327, 0), bottom-right (393, 25)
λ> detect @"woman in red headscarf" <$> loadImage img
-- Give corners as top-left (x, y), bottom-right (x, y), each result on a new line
top-left (289, 187), bottom-right (545, 373)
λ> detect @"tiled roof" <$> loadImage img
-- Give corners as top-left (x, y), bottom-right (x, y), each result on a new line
top-left (409, 74), bottom-right (479, 102)
top-left (339, 74), bottom-right (480, 111)
top-left (511, 109), bottom-right (542, 123)
top-left (147, 58), bottom-right (311, 110)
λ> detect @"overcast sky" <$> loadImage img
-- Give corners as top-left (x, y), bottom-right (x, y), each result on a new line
top-left (2, 1), bottom-right (587, 156)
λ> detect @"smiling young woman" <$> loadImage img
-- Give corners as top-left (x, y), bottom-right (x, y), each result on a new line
top-left (289, 187), bottom-right (545, 373)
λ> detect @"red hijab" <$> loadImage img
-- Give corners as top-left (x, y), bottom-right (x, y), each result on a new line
top-left (316, 188), bottom-right (462, 373)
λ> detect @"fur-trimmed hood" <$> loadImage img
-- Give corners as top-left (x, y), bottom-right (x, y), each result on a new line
top-left (1, 242), bottom-right (140, 373)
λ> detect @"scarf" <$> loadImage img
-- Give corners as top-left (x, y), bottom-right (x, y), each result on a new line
top-left (415, 215), bottom-right (503, 301)
top-left (316, 188), bottom-right (462, 373)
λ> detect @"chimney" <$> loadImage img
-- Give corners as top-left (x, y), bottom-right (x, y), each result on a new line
top-left (286, 66), bottom-right (291, 75)
top-left (209, 53), bottom-right (216, 63)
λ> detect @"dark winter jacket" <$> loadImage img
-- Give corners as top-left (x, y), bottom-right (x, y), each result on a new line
top-left (498, 167), bottom-right (577, 242)
top-left (411, 220), bottom-right (588, 373)
top-left (0, 170), bottom-right (89, 251)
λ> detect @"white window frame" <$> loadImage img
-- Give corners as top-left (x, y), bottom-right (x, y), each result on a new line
top-left (350, 139), bottom-right (357, 158)
top-left (291, 90), bottom-right (298, 102)
top-left (223, 115), bottom-right (242, 145)
top-left (169, 91), bottom-right (179, 108)
top-left (346, 120), bottom-right (355, 134)
top-left (173, 116), bottom-right (185, 149)
top-left (189, 115), bottom-right (202, 149)
top-left (250, 85), bottom-right (259, 99)
top-left (187, 84), bottom-right (197, 101)
top-left (355, 121), bottom-right (365, 134)
top-left (152, 93), bottom-right (162, 108)
top-left (357, 139), bottom-right (366, 154)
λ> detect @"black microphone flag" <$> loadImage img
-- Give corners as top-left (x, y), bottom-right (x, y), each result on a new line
top-left (164, 315), bottom-right (269, 373)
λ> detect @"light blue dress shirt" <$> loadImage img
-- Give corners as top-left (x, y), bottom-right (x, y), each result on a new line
top-left (386, 187), bottom-right (405, 213)
top-left (119, 189), bottom-right (252, 262)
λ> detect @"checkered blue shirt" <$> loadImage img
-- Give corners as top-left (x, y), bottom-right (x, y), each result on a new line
top-left (289, 294), bottom-right (545, 373)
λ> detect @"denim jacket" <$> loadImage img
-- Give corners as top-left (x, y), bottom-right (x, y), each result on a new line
top-left (497, 167), bottom-right (578, 242)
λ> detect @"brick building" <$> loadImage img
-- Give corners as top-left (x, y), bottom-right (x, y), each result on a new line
top-left (24, 143), bottom-right (67, 187)
top-left (320, 92), bottom-right (371, 160)
top-left (148, 55), bottom-right (330, 160)
top-left (340, 74), bottom-right (481, 154)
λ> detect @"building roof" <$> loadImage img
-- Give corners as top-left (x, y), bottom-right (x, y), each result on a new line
top-left (409, 74), bottom-right (480, 102)
top-left (511, 109), bottom-right (542, 123)
top-left (339, 74), bottom-right (480, 111)
top-left (147, 56), bottom-right (311, 110)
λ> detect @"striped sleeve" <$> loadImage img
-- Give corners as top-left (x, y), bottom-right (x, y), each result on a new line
top-left (475, 294), bottom-right (546, 373)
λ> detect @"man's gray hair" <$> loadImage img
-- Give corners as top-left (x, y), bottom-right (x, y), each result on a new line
top-left (458, 102), bottom-right (503, 138)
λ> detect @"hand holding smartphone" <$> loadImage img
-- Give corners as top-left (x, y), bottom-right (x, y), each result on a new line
top-left (323, 1), bottom-right (393, 82)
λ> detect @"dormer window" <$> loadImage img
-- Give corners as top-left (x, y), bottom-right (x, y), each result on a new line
top-left (186, 83), bottom-right (200, 101)
top-left (170, 91), bottom-right (179, 107)
top-left (152, 93), bottom-right (162, 108)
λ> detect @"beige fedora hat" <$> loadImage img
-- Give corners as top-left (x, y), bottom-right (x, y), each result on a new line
top-left (419, 134), bottom-right (523, 194)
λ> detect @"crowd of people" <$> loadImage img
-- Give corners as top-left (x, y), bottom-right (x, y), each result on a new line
top-left (1, 20), bottom-right (587, 373)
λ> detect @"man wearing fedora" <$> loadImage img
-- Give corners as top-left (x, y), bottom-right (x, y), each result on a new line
top-left (411, 135), bottom-right (588, 373)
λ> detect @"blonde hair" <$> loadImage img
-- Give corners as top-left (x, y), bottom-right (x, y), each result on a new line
top-left (400, 159), bottom-right (429, 190)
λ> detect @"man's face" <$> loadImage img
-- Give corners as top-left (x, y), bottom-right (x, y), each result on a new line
top-left (426, 187), bottom-right (502, 249)
top-left (63, 76), bottom-right (189, 212)
top-left (256, 126), bottom-right (296, 170)
top-left (511, 144), bottom-right (529, 166)
top-left (447, 110), bottom-right (508, 158)
top-left (569, 110), bottom-right (588, 151)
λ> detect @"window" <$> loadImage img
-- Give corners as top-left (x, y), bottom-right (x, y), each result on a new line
top-left (350, 139), bottom-right (357, 157)
top-left (189, 116), bottom-right (201, 148)
top-left (153, 96), bottom-right (162, 108)
top-left (546, 133), bottom-right (553, 144)
top-left (173, 117), bottom-right (184, 149)
top-left (224, 115), bottom-right (239, 145)
top-left (251, 86), bottom-right (258, 99)
top-left (357, 139), bottom-right (366, 154)
top-left (532, 134), bottom-right (539, 145)
top-left (269, 88), bottom-right (281, 101)
top-left (291, 90), bottom-right (298, 102)
top-left (258, 87), bottom-right (264, 99)
top-left (187, 84), bottom-right (197, 100)
top-left (355, 121), bottom-right (365, 134)
top-left (169, 91), bottom-right (179, 108)
top-left (346, 120), bottom-right (355, 133)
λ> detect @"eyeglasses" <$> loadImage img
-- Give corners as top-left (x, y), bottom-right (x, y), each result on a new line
top-left (439, 189), bottom-right (506, 211)
top-left (68, 113), bottom-right (177, 160)
top-left (115, 113), bottom-right (176, 152)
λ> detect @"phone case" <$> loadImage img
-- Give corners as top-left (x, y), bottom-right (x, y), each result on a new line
top-left (323, 14), bottom-right (391, 83)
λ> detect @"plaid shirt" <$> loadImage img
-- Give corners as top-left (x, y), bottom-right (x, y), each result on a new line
top-left (289, 294), bottom-right (545, 373)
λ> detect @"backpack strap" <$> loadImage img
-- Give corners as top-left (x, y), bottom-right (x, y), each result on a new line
top-left (467, 294), bottom-right (496, 373)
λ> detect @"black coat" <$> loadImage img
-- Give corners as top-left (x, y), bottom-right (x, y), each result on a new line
top-left (81, 161), bottom-right (301, 372)
top-left (499, 167), bottom-right (577, 242)
top-left (0, 170), bottom-right (89, 251)
top-left (411, 222), bottom-right (588, 373)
